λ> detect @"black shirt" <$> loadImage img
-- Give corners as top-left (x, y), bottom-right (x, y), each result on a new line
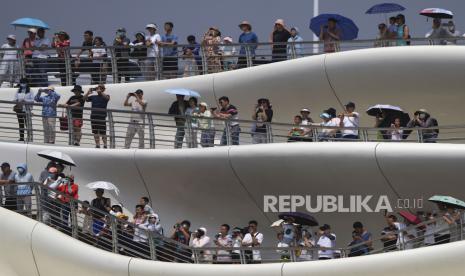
top-left (87, 95), bottom-right (109, 116)
top-left (91, 196), bottom-right (110, 218)
top-left (66, 95), bottom-right (85, 119)
top-left (381, 226), bottom-right (398, 250)
top-left (272, 30), bottom-right (291, 53)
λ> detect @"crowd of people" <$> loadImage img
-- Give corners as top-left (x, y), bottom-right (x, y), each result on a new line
top-left (0, 160), bottom-right (461, 263)
top-left (9, 77), bottom-right (441, 148)
top-left (0, 14), bottom-right (463, 87)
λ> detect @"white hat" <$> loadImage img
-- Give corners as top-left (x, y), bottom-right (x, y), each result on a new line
top-left (7, 35), bottom-right (16, 40)
top-left (28, 28), bottom-right (37, 34)
top-left (199, 227), bottom-right (207, 235)
top-left (199, 102), bottom-right (208, 108)
top-left (275, 19), bottom-right (285, 26)
top-left (145, 23), bottom-right (158, 30)
top-left (300, 108), bottom-right (310, 113)
top-left (223, 36), bottom-right (233, 43)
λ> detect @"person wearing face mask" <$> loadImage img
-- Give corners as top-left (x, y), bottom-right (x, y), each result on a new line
top-left (15, 163), bottom-right (34, 216)
top-left (407, 109), bottom-right (439, 143)
top-left (55, 175), bottom-right (79, 231)
top-left (13, 78), bottom-right (34, 142)
top-left (35, 86), bottom-right (61, 144)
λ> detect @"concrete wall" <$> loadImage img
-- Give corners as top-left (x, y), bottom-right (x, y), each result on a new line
top-left (1, 207), bottom-right (465, 276)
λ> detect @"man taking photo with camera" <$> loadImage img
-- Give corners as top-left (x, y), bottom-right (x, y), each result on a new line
top-left (83, 84), bottom-right (110, 148)
top-left (124, 89), bottom-right (147, 149)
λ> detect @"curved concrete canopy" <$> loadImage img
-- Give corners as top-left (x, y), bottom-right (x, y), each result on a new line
top-left (3, 141), bottom-right (465, 246)
top-left (0, 46), bottom-right (464, 126)
top-left (1, 207), bottom-right (465, 276)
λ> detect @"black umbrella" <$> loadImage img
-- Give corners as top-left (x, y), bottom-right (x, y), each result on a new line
top-left (278, 212), bottom-right (318, 226)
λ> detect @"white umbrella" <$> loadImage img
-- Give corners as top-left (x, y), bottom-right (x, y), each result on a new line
top-left (271, 219), bottom-right (285, 228)
top-left (165, 88), bottom-right (201, 98)
top-left (86, 181), bottom-right (120, 195)
top-left (37, 150), bottom-right (76, 167)
top-left (366, 104), bottom-right (403, 117)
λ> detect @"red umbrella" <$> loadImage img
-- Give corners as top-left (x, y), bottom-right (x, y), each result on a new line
top-left (398, 210), bottom-right (421, 225)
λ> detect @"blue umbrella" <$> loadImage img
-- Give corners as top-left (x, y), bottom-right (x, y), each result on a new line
top-left (11, 17), bottom-right (50, 29)
top-left (366, 3), bottom-right (406, 14)
top-left (165, 88), bottom-right (201, 98)
top-left (309, 14), bottom-right (359, 40)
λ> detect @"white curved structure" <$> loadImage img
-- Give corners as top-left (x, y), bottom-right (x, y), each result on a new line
top-left (1, 206), bottom-right (465, 276)
top-left (0, 46), bottom-right (464, 126)
top-left (3, 141), bottom-right (465, 247)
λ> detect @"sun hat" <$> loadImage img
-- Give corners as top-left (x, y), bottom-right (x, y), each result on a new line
top-left (7, 34), bottom-right (16, 40)
top-left (145, 23), bottom-right (158, 30)
top-left (199, 102), bottom-right (208, 108)
top-left (28, 28), bottom-right (37, 34)
top-left (223, 36), bottom-right (233, 43)
top-left (238, 20), bottom-right (252, 28)
top-left (300, 108), bottom-right (310, 113)
top-left (275, 19), bottom-right (285, 26)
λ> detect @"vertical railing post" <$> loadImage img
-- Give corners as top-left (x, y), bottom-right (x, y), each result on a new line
top-left (148, 232), bottom-right (157, 260)
top-left (33, 184), bottom-right (42, 223)
top-left (185, 116), bottom-right (193, 148)
top-left (290, 43), bottom-right (297, 59)
top-left (110, 216), bottom-right (118, 253)
top-left (200, 45), bottom-right (209, 75)
top-left (66, 107), bottom-right (73, 145)
top-left (192, 248), bottom-right (200, 264)
top-left (266, 123), bottom-right (273, 143)
top-left (17, 49), bottom-right (26, 79)
top-left (155, 51), bottom-right (162, 80)
top-left (64, 48), bottom-right (72, 86)
top-left (25, 104), bottom-right (34, 142)
top-left (362, 129), bottom-right (369, 142)
top-left (290, 246), bottom-right (297, 262)
top-left (239, 248), bottom-right (246, 264)
top-left (107, 111), bottom-right (116, 148)
top-left (225, 121), bottom-right (232, 145)
top-left (417, 129), bottom-right (424, 143)
top-left (245, 45), bottom-right (253, 67)
top-left (108, 47), bottom-right (118, 84)
top-left (70, 198), bottom-right (78, 238)
top-left (312, 128), bottom-right (319, 142)
top-left (147, 114), bottom-right (156, 149)
top-left (460, 213), bottom-right (464, 241)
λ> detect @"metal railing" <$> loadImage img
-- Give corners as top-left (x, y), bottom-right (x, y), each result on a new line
top-left (0, 100), bottom-right (462, 149)
top-left (1, 182), bottom-right (464, 264)
top-left (0, 37), bottom-right (464, 87)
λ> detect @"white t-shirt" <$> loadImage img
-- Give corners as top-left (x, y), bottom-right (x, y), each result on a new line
top-left (91, 47), bottom-right (106, 63)
top-left (129, 99), bottom-right (147, 121)
top-left (242, 232), bottom-right (264, 260)
top-left (147, 33), bottom-right (162, 58)
top-left (341, 112), bottom-right (360, 136)
top-left (391, 128), bottom-right (403, 141)
top-left (321, 120), bottom-right (338, 135)
top-left (32, 37), bottom-right (51, 58)
top-left (317, 234), bottom-right (336, 259)
top-left (1, 44), bottom-right (17, 60)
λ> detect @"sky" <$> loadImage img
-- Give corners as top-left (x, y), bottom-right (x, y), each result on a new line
top-left (0, 0), bottom-right (464, 45)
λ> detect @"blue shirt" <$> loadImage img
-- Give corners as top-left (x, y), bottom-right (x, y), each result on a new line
top-left (161, 33), bottom-right (179, 56)
top-left (87, 95), bottom-right (109, 115)
top-left (239, 32), bottom-right (258, 56)
top-left (35, 91), bottom-right (61, 117)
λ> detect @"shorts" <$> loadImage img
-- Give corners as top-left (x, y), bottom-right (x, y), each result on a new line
top-left (91, 114), bottom-right (107, 135)
top-left (72, 118), bottom-right (83, 128)
top-left (162, 56), bottom-right (178, 72)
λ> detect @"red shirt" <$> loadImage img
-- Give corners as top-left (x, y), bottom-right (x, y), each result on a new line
top-left (53, 39), bottom-right (70, 58)
top-left (57, 182), bottom-right (78, 203)
top-left (22, 38), bottom-right (35, 57)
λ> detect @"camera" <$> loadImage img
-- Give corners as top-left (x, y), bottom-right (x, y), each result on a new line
top-left (174, 223), bottom-right (181, 229)
top-left (214, 233), bottom-right (221, 240)
top-left (128, 92), bottom-right (136, 97)
top-left (90, 87), bottom-right (98, 92)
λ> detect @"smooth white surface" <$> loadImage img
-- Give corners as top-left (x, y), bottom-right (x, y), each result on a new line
top-left (2, 141), bottom-right (465, 247)
top-left (1, 207), bottom-right (465, 276)
top-left (0, 46), bottom-right (464, 126)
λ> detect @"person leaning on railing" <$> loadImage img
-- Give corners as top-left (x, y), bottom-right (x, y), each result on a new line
top-left (406, 109), bottom-right (439, 143)
top-left (14, 163), bottom-right (34, 216)
top-left (214, 96), bottom-right (240, 146)
top-left (242, 220), bottom-right (263, 264)
top-left (190, 227), bottom-right (212, 263)
top-left (13, 78), bottom-right (34, 142)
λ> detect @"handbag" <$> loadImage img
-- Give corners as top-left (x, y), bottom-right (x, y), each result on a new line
top-left (59, 109), bottom-right (69, 131)
top-left (13, 103), bottom-right (24, 113)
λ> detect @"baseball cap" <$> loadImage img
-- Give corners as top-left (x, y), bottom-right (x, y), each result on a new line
top-left (1, 162), bottom-right (10, 168)
top-left (320, 113), bottom-right (331, 119)
top-left (7, 34), bottom-right (16, 40)
top-left (145, 23), bottom-right (158, 30)
top-left (135, 89), bottom-right (144, 94)
top-left (71, 85), bottom-right (83, 93)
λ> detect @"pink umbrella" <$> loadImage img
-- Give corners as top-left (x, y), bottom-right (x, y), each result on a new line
top-left (398, 210), bottom-right (421, 225)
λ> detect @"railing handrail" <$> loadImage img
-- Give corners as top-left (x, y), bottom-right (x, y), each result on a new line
top-left (5, 36), bottom-right (465, 53)
top-left (0, 99), bottom-right (449, 133)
